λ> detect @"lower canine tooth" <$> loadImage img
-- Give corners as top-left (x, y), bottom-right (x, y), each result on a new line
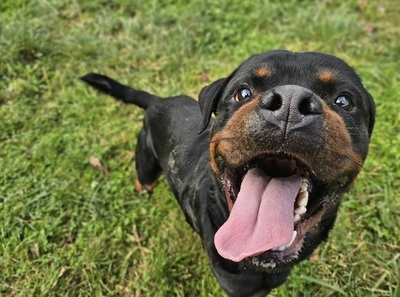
top-left (286, 230), bottom-right (297, 247)
top-left (294, 214), bottom-right (301, 222)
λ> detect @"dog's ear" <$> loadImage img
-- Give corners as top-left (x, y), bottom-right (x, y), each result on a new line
top-left (197, 78), bottom-right (228, 133)
top-left (367, 91), bottom-right (376, 138)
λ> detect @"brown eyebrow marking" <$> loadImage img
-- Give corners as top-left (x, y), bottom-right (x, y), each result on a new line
top-left (254, 67), bottom-right (272, 78)
top-left (318, 70), bottom-right (336, 83)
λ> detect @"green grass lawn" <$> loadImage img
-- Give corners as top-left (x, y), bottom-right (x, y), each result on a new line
top-left (1, 0), bottom-right (399, 296)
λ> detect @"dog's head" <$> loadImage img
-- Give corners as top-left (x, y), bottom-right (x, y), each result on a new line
top-left (198, 50), bottom-right (375, 272)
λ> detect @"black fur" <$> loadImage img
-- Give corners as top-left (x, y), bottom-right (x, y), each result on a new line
top-left (81, 50), bottom-right (375, 296)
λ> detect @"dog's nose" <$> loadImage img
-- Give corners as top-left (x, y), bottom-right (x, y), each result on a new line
top-left (260, 85), bottom-right (322, 123)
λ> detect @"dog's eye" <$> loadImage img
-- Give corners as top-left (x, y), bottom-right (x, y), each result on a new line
top-left (234, 88), bottom-right (252, 102)
top-left (334, 95), bottom-right (353, 110)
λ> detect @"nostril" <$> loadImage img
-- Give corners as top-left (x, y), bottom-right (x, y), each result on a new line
top-left (260, 86), bottom-right (323, 123)
top-left (261, 91), bottom-right (282, 111)
top-left (298, 96), bottom-right (323, 115)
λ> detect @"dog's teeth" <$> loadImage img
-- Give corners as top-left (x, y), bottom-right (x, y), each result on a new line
top-left (278, 245), bottom-right (287, 251)
top-left (293, 214), bottom-right (301, 222)
top-left (294, 206), bottom-right (307, 215)
top-left (272, 231), bottom-right (297, 252)
top-left (300, 179), bottom-right (309, 193)
top-left (297, 191), bottom-right (309, 207)
top-left (285, 231), bottom-right (297, 247)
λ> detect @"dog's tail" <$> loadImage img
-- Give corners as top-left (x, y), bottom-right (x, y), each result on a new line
top-left (80, 73), bottom-right (160, 109)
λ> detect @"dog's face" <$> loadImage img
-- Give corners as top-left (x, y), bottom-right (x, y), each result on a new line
top-left (199, 50), bottom-right (375, 272)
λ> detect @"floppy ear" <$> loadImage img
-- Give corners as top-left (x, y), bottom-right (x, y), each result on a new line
top-left (197, 78), bottom-right (228, 133)
top-left (366, 92), bottom-right (376, 138)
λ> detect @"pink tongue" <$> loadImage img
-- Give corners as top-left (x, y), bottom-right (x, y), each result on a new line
top-left (214, 168), bottom-right (302, 262)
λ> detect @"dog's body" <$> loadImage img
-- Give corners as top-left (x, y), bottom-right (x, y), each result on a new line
top-left (82, 50), bottom-right (375, 296)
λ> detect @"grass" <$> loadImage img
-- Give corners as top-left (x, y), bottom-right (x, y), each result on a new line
top-left (0, 0), bottom-right (399, 296)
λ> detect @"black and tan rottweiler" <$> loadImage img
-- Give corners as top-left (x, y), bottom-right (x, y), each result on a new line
top-left (81, 50), bottom-right (375, 296)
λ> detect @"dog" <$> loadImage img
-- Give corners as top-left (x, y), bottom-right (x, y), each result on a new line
top-left (81, 50), bottom-right (375, 296)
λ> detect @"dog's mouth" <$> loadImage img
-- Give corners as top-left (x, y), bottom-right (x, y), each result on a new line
top-left (214, 153), bottom-right (340, 271)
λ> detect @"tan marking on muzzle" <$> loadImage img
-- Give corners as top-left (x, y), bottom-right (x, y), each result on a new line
top-left (209, 98), bottom-right (261, 170)
top-left (319, 104), bottom-right (364, 179)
